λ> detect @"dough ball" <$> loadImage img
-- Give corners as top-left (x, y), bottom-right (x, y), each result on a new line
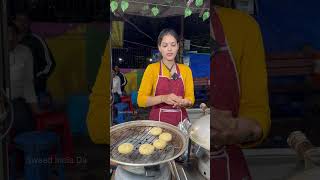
top-left (159, 132), bottom-right (172, 142)
top-left (118, 143), bottom-right (134, 154)
top-left (150, 127), bottom-right (163, 136)
top-left (139, 144), bottom-right (155, 155)
top-left (153, 139), bottom-right (167, 150)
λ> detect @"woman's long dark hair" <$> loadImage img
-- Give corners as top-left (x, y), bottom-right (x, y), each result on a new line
top-left (157, 28), bottom-right (180, 62)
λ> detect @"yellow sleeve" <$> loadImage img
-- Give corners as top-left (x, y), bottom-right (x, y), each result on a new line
top-left (86, 40), bottom-right (110, 144)
top-left (184, 66), bottom-right (195, 106)
top-left (137, 64), bottom-right (154, 107)
top-left (238, 17), bottom-right (271, 147)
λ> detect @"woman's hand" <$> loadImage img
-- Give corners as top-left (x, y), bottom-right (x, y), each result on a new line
top-left (161, 93), bottom-right (181, 105)
top-left (173, 98), bottom-right (192, 108)
top-left (212, 108), bottom-right (238, 146)
top-left (212, 108), bottom-right (236, 131)
top-left (211, 108), bottom-right (263, 146)
top-left (160, 94), bottom-right (192, 108)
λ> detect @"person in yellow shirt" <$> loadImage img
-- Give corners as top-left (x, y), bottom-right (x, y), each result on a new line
top-left (137, 28), bottom-right (195, 126)
top-left (210, 3), bottom-right (271, 180)
top-left (86, 39), bottom-right (110, 145)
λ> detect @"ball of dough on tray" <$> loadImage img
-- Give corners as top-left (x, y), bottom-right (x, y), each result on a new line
top-left (118, 143), bottom-right (134, 154)
top-left (150, 127), bottom-right (163, 136)
top-left (139, 144), bottom-right (155, 155)
top-left (153, 139), bottom-right (167, 150)
top-left (159, 132), bottom-right (172, 142)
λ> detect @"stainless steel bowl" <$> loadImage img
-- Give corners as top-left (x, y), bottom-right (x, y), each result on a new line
top-left (188, 113), bottom-right (210, 151)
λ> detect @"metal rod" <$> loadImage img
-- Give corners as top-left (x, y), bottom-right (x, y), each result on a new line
top-left (187, 138), bottom-right (191, 162)
top-left (0, 0), bottom-right (9, 179)
top-left (181, 167), bottom-right (188, 180)
top-left (168, 161), bottom-right (176, 179)
top-left (179, 15), bottom-right (184, 63)
top-left (171, 160), bottom-right (181, 180)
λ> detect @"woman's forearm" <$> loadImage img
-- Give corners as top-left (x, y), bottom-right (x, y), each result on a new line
top-left (145, 95), bottom-right (163, 107)
top-left (212, 109), bottom-right (263, 146)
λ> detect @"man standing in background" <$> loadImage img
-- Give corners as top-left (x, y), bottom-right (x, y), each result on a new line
top-left (113, 65), bottom-right (127, 95)
top-left (14, 11), bottom-right (56, 97)
top-left (8, 21), bottom-right (38, 135)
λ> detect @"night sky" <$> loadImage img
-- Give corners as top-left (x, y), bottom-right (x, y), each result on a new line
top-left (122, 13), bottom-right (210, 53)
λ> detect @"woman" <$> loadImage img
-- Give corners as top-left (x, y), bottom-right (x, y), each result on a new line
top-left (210, 3), bottom-right (271, 180)
top-left (86, 39), bottom-right (110, 145)
top-left (137, 28), bottom-right (195, 126)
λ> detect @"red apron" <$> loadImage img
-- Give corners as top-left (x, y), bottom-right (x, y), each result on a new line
top-left (210, 8), bottom-right (252, 180)
top-left (149, 62), bottom-right (188, 126)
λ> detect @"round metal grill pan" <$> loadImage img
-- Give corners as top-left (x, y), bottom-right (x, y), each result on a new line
top-left (110, 120), bottom-right (188, 166)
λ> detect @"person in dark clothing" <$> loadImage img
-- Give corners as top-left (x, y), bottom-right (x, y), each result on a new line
top-left (113, 65), bottom-right (127, 94)
top-left (13, 11), bottom-right (56, 97)
top-left (8, 21), bottom-right (37, 136)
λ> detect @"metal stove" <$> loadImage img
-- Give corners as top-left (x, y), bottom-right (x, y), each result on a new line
top-left (187, 107), bottom-right (210, 180)
top-left (114, 164), bottom-right (171, 180)
top-left (196, 148), bottom-right (210, 179)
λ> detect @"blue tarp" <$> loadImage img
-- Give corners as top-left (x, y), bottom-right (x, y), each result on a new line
top-left (188, 53), bottom-right (210, 78)
top-left (256, 0), bottom-right (320, 53)
top-left (151, 50), bottom-right (210, 78)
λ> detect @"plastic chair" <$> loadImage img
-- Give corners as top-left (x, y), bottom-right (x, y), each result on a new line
top-left (14, 131), bottom-right (64, 180)
top-left (120, 96), bottom-right (134, 112)
top-left (114, 103), bottom-right (129, 124)
top-left (35, 112), bottom-right (74, 163)
top-left (131, 91), bottom-right (138, 106)
top-left (9, 148), bottom-right (16, 180)
top-left (66, 95), bottom-right (89, 135)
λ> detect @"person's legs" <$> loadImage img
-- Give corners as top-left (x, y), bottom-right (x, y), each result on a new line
top-left (34, 77), bottom-right (47, 97)
top-left (113, 93), bottom-right (120, 104)
top-left (11, 98), bottom-right (35, 135)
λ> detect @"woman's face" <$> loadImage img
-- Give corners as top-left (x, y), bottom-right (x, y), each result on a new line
top-left (158, 34), bottom-right (179, 61)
